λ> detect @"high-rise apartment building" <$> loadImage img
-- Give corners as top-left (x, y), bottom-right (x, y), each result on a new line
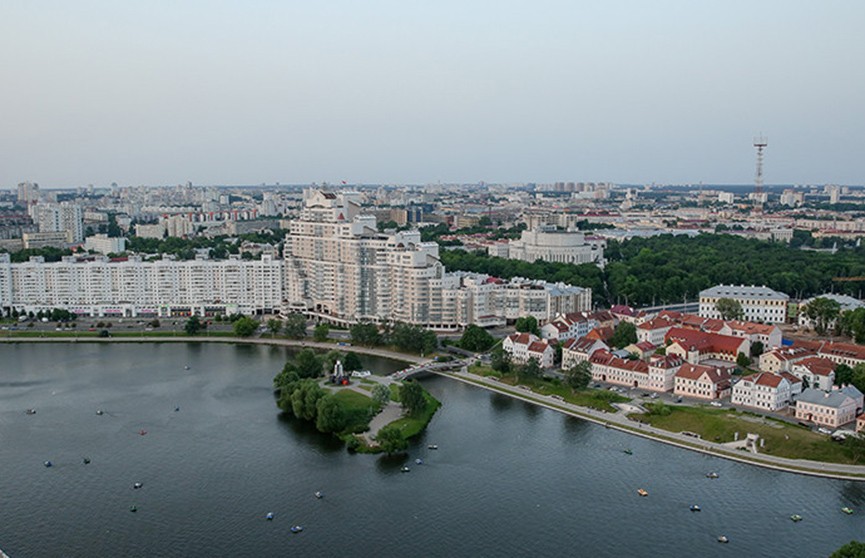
top-left (34, 202), bottom-right (84, 243)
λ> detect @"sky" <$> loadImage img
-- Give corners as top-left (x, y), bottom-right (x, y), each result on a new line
top-left (1, 1), bottom-right (863, 188)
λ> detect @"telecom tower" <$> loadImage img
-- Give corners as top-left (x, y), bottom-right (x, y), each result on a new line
top-left (753, 135), bottom-right (768, 207)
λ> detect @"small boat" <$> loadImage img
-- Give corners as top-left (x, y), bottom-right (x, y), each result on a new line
top-left (83, 457), bottom-right (91, 464)
top-left (637, 489), bottom-right (648, 497)
top-left (706, 472), bottom-right (719, 479)
top-left (842, 507), bottom-right (854, 515)
top-left (96, 410), bottom-right (104, 416)
top-left (129, 505), bottom-right (137, 513)
top-left (184, 365), bottom-right (190, 370)
top-left (290, 525), bottom-right (303, 534)
top-left (43, 460), bottom-right (53, 468)
top-left (415, 458), bottom-right (423, 465)
top-left (623, 449), bottom-right (633, 455)
top-left (790, 514), bottom-right (802, 522)
top-left (401, 466), bottom-right (410, 473)
top-left (427, 444), bottom-right (438, 450)
top-left (139, 429), bottom-right (147, 436)
top-left (25, 408), bottom-right (37, 415)
top-left (265, 512), bottom-right (274, 520)
top-left (174, 406), bottom-right (180, 412)
top-left (717, 535), bottom-right (729, 544)
top-left (133, 482), bottom-right (143, 489)
top-left (690, 505), bottom-right (701, 512)
top-left (314, 491), bottom-right (323, 499)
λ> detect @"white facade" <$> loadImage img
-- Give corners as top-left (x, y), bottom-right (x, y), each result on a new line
top-left (508, 225), bottom-right (604, 267)
top-left (699, 284), bottom-right (789, 324)
top-left (731, 373), bottom-right (791, 411)
top-left (798, 294), bottom-right (865, 330)
top-left (84, 235), bottom-right (127, 255)
top-left (35, 203), bottom-right (84, 243)
top-left (0, 253), bottom-right (282, 317)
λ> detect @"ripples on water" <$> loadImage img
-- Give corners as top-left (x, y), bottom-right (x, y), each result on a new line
top-left (0, 343), bottom-right (863, 557)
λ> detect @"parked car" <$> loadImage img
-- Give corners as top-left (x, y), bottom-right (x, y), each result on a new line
top-left (709, 401), bottom-right (723, 407)
top-left (817, 427), bottom-right (833, 435)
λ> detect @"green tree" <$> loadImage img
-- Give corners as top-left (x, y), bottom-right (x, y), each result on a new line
top-left (851, 364), bottom-right (865, 394)
top-left (315, 395), bottom-right (346, 433)
top-left (517, 358), bottom-right (542, 381)
top-left (290, 380), bottom-right (325, 421)
top-left (266, 318), bottom-right (282, 337)
top-left (376, 425), bottom-right (408, 455)
top-left (830, 540), bottom-right (865, 558)
top-left (750, 341), bottom-right (765, 359)
top-left (564, 361), bottom-right (592, 391)
top-left (283, 313), bottom-right (307, 339)
top-left (233, 316), bottom-right (258, 337)
top-left (313, 323), bottom-right (330, 342)
top-left (490, 346), bottom-right (511, 374)
top-left (737, 352), bottom-right (752, 368)
top-left (343, 351), bottom-right (363, 371)
top-left (350, 323), bottom-right (382, 346)
top-left (836, 364), bottom-right (854, 386)
top-left (399, 380), bottom-right (426, 415)
top-left (459, 324), bottom-right (496, 352)
top-left (804, 297), bottom-right (842, 335)
top-left (515, 316), bottom-right (540, 336)
top-left (184, 315), bottom-right (202, 335)
top-left (609, 322), bottom-right (637, 349)
top-left (372, 383), bottom-right (391, 408)
top-left (715, 298), bottom-right (744, 321)
top-left (838, 308), bottom-right (865, 343)
top-left (293, 348), bottom-right (324, 379)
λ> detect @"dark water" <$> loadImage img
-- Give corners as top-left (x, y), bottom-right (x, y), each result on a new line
top-left (1, 343), bottom-right (863, 558)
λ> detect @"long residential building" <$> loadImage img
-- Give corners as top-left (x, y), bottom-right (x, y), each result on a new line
top-left (698, 284), bottom-right (789, 324)
top-left (0, 252), bottom-right (283, 317)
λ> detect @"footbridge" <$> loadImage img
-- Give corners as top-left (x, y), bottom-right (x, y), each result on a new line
top-left (389, 358), bottom-right (473, 381)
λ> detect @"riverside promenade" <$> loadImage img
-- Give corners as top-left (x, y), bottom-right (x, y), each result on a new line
top-left (443, 368), bottom-right (865, 482)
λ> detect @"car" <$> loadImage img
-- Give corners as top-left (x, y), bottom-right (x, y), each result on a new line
top-left (650, 393), bottom-right (659, 400)
top-left (550, 395), bottom-right (565, 401)
top-left (817, 427), bottom-right (833, 435)
top-left (641, 392), bottom-right (650, 397)
top-left (676, 396), bottom-right (683, 403)
top-left (593, 384), bottom-right (602, 389)
top-left (709, 401), bottom-right (723, 407)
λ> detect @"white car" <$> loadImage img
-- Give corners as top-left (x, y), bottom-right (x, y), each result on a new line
top-left (817, 427), bottom-right (833, 435)
top-left (709, 401), bottom-right (723, 407)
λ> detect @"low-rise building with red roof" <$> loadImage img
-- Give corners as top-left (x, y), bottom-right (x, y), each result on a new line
top-left (674, 363), bottom-right (732, 400)
top-left (731, 372), bottom-right (792, 411)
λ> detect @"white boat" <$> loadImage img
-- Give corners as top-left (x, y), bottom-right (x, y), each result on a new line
top-left (401, 466), bottom-right (410, 473)
top-left (314, 491), bottom-right (323, 499)
top-left (717, 535), bottom-right (729, 544)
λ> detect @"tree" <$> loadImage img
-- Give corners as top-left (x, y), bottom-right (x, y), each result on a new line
top-left (343, 351), bottom-right (363, 371)
top-left (851, 364), bottom-right (865, 394)
top-left (737, 352), bottom-right (752, 368)
top-left (399, 380), bottom-right (426, 415)
top-left (290, 380), bottom-right (325, 421)
top-left (293, 348), bottom-right (324, 379)
top-left (266, 319), bottom-right (282, 337)
top-left (232, 316), bottom-right (258, 337)
top-left (609, 322), bottom-right (637, 349)
top-left (715, 298), bottom-right (744, 321)
top-left (150, 319), bottom-right (160, 328)
top-left (350, 323), bottom-right (382, 346)
top-left (838, 308), bottom-right (865, 343)
top-left (459, 324), bottom-right (496, 352)
top-left (515, 316), bottom-right (540, 336)
top-left (376, 425), bottom-right (408, 455)
top-left (804, 297), bottom-right (842, 335)
top-left (836, 364), bottom-right (854, 386)
top-left (564, 361), bottom-right (592, 391)
top-left (490, 346), bottom-right (511, 374)
top-left (315, 395), bottom-right (346, 433)
top-left (750, 341), bottom-right (764, 359)
top-left (372, 383), bottom-right (391, 409)
top-left (830, 540), bottom-right (865, 558)
top-left (184, 315), bottom-right (202, 336)
top-left (517, 358), bottom-right (542, 381)
top-left (283, 313), bottom-right (307, 339)
top-left (313, 323), bottom-right (330, 342)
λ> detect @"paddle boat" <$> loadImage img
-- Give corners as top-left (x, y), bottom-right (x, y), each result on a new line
top-left (717, 535), bottom-right (729, 544)
top-left (129, 506), bottom-right (138, 513)
top-left (790, 514), bottom-right (803, 522)
top-left (690, 505), bottom-right (701, 512)
top-left (415, 458), bottom-right (423, 465)
top-left (401, 466), bottom-right (411, 473)
top-left (174, 406), bottom-right (180, 412)
top-left (83, 457), bottom-right (91, 464)
top-left (43, 460), bottom-right (53, 468)
top-left (706, 472), bottom-right (719, 479)
top-left (842, 507), bottom-right (854, 515)
top-left (96, 409), bottom-right (104, 416)
top-left (637, 489), bottom-right (648, 497)
top-left (623, 449), bottom-right (633, 455)
top-left (314, 491), bottom-right (323, 499)
top-left (290, 525), bottom-right (303, 534)
top-left (133, 482), bottom-right (143, 489)
top-left (427, 444), bottom-right (438, 450)
top-left (139, 429), bottom-right (148, 436)
top-left (184, 365), bottom-right (190, 370)
top-left (266, 512), bottom-right (274, 520)
top-left (25, 408), bottom-right (37, 415)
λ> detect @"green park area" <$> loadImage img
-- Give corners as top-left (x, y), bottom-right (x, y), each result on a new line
top-left (632, 403), bottom-right (862, 465)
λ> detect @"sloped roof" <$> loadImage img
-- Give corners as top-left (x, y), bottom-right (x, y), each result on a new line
top-left (794, 356), bottom-right (837, 377)
top-left (665, 327), bottom-right (747, 355)
top-left (676, 363), bottom-right (731, 385)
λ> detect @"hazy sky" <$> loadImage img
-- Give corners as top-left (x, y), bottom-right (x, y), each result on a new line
top-left (1, 1), bottom-right (863, 188)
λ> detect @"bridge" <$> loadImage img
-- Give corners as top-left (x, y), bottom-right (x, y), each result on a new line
top-left (389, 358), bottom-right (473, 381)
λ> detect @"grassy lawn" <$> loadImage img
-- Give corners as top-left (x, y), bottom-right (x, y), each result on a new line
top-left (385, 391), bottom-right (442, 440)
top-left (633, 405), bottom-right (855, 465)
top-left (466, 363), bottom-right (628, 412)
top-left (331, 389), bottom-right (378, 434)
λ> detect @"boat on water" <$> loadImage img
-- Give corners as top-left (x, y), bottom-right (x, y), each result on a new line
top-left (623, 449), bottom-right (633, 455)
top-left (290, 525), bottom-right (303, 534)
top-left (83, 457), bottom-right (91, 464)
top-left (428, 444), bottom-right (438, 450)
top-left (43, 460), bottom-right (52, 468)
top-left (314, 491), bottom-right (323, 499)
top-left (690, 505), bottom-right (701, 512)
top-left (706, 472), bottom-right (719, 479)
top-left (133, 482), bottom-right (143, 489)
top-left (717, 535), bottom-right (729, 544)
top-left (415, 458), bottom-right (423, 465)
top-left (139, 429), bottom-right (148, 436)
top-left (25, 408), bottom-right (37, 415)
top-left (96, 409), bottom-right (104, 416)
top-left (401, 466), bottom-right (411, 473)
top-left (266, 512), bottom-right (274, 520)
top-left (842, 507), bottom-right (854, 515)
top-left (174, 406), bottom-right (180, 412)
top-left (184, 365), bottom-right (190, 370)
top-left (790, 514), bottom-right (803, 522)
top-left (637, 489), bottom-right (648, 497)
top-left (129, 506), bottom-right (138, 513)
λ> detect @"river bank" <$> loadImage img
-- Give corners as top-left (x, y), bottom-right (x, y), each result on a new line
top-left (442, 369), bottom-right (865, 482)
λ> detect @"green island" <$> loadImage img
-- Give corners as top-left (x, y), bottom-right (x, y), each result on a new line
top-left (272, 348), bottom-right (440, 454)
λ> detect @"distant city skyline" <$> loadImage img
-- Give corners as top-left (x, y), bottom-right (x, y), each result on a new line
top-left (1, 1), bottom-right (863, 188)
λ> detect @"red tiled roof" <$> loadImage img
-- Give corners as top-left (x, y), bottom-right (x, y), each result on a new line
top-left (508, 333), bottom-right (534, 345)
top-left (528, 341), bottom-right (551, 354)
top-left (665, 327), bottom-right (747, 356)
top-left (794, 356), bottom-right (837, 377)
top-left (819, 342), bottom-right (865, 363)
top-left (754, 372), bottom-right (785, 388)
top-left (780, 372), bottom-right (802, 385)
top-left (586, 326), bottom-right (614, 342)
top-left (676, 363), bottom-right (731, 384)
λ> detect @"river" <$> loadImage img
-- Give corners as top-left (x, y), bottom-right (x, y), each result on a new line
top-left (1, 343), bottom-right (863, 557)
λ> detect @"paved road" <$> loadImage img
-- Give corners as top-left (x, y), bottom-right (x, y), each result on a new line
top-left (445, 369), bottom-right (865, 481)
